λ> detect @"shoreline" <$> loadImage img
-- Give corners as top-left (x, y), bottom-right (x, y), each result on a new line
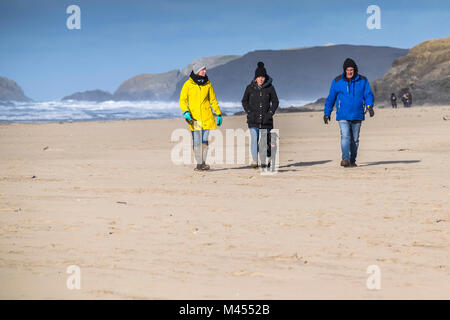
top-left (1, 103), bottom-right (448, 126)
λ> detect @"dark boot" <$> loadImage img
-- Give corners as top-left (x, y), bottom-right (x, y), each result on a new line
top-left (201, 144), bottom-right (210, 170)
top-left (261, 161), bottom-right (271, 168)
top-left (194, 163), bottom-right (210, 171)
top-left (340, 159), bottom-right (351, 167)
top-left (193, 145), bottom-right (202, 170)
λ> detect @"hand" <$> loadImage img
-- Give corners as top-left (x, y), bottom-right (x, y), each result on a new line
top-left (324, 115), bottom-right (331, 124)
top-left (184, 111), bottom-right (193, 124)
top-left (263, 110), bottom-right (273, 122)
top-left (216, 114), bottom-right (223, 126)
top-left (368, 106), bottom-right (374, 117)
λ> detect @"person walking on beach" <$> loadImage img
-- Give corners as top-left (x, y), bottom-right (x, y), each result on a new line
top-left (323, 58), bottom-right (374, 167)
top-left (401, 90), bottom-right (412, 108)
top-left (179, 64), bottom-right (223, 171)
top-left (391, 93), bottom-right (397, 108)
top-left (401, 92), bottom-right (408, 107)
top-left (406, 91), bottom-right (412, 107)
top-left (241, 61), bottom-right (279, 168)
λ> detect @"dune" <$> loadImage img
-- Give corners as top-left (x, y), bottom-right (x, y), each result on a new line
top-left (0, 105), bottom-right (449, 299)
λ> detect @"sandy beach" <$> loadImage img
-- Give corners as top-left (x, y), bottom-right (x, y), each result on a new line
top-left (0, 105), bottom-right (449, 299)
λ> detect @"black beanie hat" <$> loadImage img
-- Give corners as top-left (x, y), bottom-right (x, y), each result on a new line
top-left (254, 61), bottom-right (268, 79)
top-left (343, 58), bottom-right (358, 74)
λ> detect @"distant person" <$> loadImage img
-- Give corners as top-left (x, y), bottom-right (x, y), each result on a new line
top-left (391, 93), bottom-right (397, 108)
top-left (323, 58), bottom-right (374, 167)
top-left (241, 61), bottom-right (279, 168)
top-left (402, 91), bottom-right (408, 108)
top-left (179, 64), bottom-right (223, 171)
top-left (407, 92), bottom-right (412, 107)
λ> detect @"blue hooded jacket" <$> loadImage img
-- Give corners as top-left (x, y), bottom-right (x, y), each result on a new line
top-left (324, 72), bottom-right (374, 121)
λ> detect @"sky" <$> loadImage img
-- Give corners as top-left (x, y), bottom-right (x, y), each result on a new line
top-left (1, 0), bottom-right (449, 101)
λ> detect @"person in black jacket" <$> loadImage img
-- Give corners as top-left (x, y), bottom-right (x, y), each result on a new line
top-left (391, 93), bottom-right (397, 108)
top-left (241, 61), bottom-right (279, 168)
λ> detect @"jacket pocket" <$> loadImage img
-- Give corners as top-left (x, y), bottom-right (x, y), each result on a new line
top-left (247, 111), bottom-right (255, 123)
top-left (263, 112), bottom-right (273, 125)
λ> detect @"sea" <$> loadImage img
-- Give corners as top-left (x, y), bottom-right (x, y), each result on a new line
top-left (0, 99), bottom-right (312, 124)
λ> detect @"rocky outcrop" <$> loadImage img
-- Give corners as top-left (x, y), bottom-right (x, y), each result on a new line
top-left (173, 45), bottom-right (408, 102)
top-left (0, 77), bottom-right (31, 101)
top-left (58, 46), bottom-right (410, 103)
top-left (180, 55), bottom-right (241, 76)
top-left (113, 70), bottom-right (183, 101)
top-left (114, 55), bottom-right (240, 101)
top-left (233, 97), bottom-right (326, 115)
top-left (62, 89), bottom-right (113, 102)
top-left (373, 37), bottom-right (450, 105)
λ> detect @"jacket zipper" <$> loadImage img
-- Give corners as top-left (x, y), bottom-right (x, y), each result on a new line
top-left (259, 87), bottom-right (262, 128)
top-left (198, 84), bottom-right (203, 130)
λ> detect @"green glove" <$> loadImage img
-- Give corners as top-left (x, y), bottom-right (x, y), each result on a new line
top-left (216, 114), bottom-right (223, 126)
top-left (184, 111), bottom-right (193, 124)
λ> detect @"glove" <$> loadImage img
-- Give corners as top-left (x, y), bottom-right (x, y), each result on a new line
top-left (324, 115), bottom-right (331, 124)
top-left (367, 106), bottom-right (375, 117)
top-left (184, 111), bottom-right (193, 124)
top-left (216, 114), bottom-right (223, 126)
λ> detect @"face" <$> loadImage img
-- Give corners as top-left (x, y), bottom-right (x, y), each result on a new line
top-left (198, 69), bottom-right (206, 77)
top-left (256, 76), bottom-right (265, 86)
top-left (345, 67), bottom-right (354, 79)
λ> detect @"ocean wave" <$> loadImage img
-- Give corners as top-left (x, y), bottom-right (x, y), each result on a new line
top-left (0, 99), bottom-right (312, 123)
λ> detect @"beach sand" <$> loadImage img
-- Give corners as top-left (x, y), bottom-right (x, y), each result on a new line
top-left (0, 106), bottom-right (449, 299)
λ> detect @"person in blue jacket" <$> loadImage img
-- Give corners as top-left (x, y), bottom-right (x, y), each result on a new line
top-left (323, 58), bottom-right (374, 167)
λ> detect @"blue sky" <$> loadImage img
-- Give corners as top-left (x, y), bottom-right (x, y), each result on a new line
top-left (1, 0), bottom-right (449, 100)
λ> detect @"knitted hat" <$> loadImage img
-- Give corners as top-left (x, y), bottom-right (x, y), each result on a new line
top-left (193, 63), bottom-right (206, 74)
top-left (254, 61), bottom-right (267, 79)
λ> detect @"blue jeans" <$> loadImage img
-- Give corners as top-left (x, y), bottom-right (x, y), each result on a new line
top-left (338, 120), bottom-right (361, 162)
top-left (191, 130), bottom-right (209, 165)
top-left (192, 129), bottom-right (209, 146)
top-left (250, 127), bottom-right (271, 162)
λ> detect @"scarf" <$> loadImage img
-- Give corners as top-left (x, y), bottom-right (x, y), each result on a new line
top-left (190, 71), bottom-right (209, 86)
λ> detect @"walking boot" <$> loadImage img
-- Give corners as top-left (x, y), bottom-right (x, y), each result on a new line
top-left (193, 145), bottom-right (203, 171)
top-left (201, 143), bottom-right (210, 170)
top-left (340, 159), bottom-right (351, 167)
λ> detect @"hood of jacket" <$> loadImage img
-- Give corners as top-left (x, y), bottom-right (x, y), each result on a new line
top-left (343, 58), bottom-right (359, 80)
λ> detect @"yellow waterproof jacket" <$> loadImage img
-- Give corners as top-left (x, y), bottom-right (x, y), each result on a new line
top-left (179, 78), bottom-right (222, 131)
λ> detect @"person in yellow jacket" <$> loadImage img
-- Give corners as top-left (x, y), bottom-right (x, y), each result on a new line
top-left (179, 64), bottom-right (223, 171)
